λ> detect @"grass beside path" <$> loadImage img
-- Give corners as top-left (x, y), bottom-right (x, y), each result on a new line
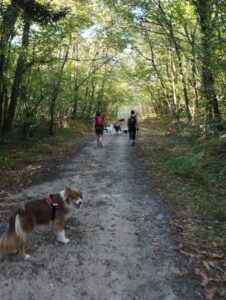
top-left (0, 124), bottom-right (92, 192)
top-left (139, 118), bottom-right (226, 299)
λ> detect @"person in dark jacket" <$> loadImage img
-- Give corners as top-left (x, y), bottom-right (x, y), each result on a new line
top-left (127, 110), bottom-right (138, 146)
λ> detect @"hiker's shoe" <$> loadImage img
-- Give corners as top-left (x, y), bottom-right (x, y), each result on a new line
top-left (100, 142), bottom-right (103, 149)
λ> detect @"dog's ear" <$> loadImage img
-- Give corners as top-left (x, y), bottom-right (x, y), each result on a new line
top-left (77, 190), bottom-right (83, 199)
top-left (64, 186), bottom-right (72, 196)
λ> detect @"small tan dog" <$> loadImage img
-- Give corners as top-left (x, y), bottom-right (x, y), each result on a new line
top-left (0, 186), bottom-right (83, 259)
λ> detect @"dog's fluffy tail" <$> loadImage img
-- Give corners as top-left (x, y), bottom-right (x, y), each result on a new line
top-left (0, 214), bottom-right (25, 254)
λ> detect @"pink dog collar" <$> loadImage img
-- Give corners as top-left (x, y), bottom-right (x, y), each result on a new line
top-left (46, 195), bottom-right (53, 205)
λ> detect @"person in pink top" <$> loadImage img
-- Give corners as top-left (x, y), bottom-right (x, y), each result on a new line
top-left (93, 111), bottom-right (105, 148)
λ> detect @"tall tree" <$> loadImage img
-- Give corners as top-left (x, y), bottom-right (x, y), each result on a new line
top-left (191, 0), bottom-right (224, 130)
top-left (2, 14), bottom-right (31, 132)
top-left (0, 2), bottom-right (19, 127)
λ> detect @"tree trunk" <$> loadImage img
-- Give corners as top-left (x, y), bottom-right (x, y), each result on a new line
top-left (195, 0), bottom-right (224, 131)
top-left (2, 16), bottom-right (31, 132)
top-left (71, 41), bottom-right (79, 120)
top-left (147, 86), bottom-right (160, 116)
top-left (88, 80), bottom-right (95, 115)
top-left (49, 45), bottom-right (69, 135)
top-left (0, 2), bottom-right (19, 128)
top-left (147, 41), bottom-right (172, 116)
top-left (190, 31), bottom-right (200, 120)
top-left (72, 86), bottom-right (79, 120)
top-left (168, 49), bottom-right (179, 119)
top-left (171, 40), bottom-right (192, 122)
top-left (157, 2), bottom-right (192, 121)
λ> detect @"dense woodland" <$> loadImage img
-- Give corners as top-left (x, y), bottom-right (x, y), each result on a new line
top-left (0, 0), bottom-right (225, 136)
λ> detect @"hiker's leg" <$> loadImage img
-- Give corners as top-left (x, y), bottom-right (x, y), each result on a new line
top-left (98, 127), bottom-right (104, 148)
top-left (133, 128), bottom-right (136, 140)
top-left (131, 128), bottom-right (136, 145)
top-left (96, 134), bottom-right (100, 147)
top-left (99, 134), bottom-right (103, 146)
top-left (95, 127), bottom-right (99, 147)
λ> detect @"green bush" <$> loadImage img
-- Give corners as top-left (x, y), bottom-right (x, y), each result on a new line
top-left (168, 152), bottom-right (204, 176)
top-left (35, 143), bottom-right (54, 154)
top-left (0, 156), bottom-right (14, 169)
top-left (49, 135), bottom-right (65, 144)
top-left (204, 138), bottom-right (226, 155)
top-left (180, 124), bottom-right (204, 138)
top-left (214, 210), bottom-right (226, 222)
top-left (194, 138), bottom-right (226, 160)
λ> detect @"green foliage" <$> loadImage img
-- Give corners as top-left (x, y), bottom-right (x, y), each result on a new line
top-left (0, 0), bottom-right (225, 137)
top-left (13, 0), bottom-right (69, 24)
top-left (35, 143), bottom-right (54, 155)
top-left (0, 122), bottom-right (90, 180)
top-left (141, 118), bottom-right (226, 259)
top-left (214, 210), bottom-right (226, 222)
top-left (166, 133), bottom-right (226, 189)
top-left (168, 153), bottom-right (204, 177)
top-left (49, 135), bottom-right (65, 144)
top-left (180, 124), bottom-right (204, 139)
top-left (195, 138), bottom-right (226, 156)
top-left (0, 156), bottom-right (15, 169)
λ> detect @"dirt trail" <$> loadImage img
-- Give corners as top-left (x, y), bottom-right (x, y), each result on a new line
top-left (0, 134), bottom-right (202, 300)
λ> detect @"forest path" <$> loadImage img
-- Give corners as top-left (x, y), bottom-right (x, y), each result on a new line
top-left (0, 133), bottom-right (202, 300)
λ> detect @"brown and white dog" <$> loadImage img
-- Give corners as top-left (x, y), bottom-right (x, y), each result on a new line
top-left (0, 186), bottom-right (83, 259)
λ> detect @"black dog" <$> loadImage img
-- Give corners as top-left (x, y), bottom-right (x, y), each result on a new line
top-left (114, 124), bottom-right (121, 134)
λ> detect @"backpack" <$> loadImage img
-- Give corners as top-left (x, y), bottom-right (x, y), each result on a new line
top-left (128, 115), bottom-right (136, 128)
top-left (96, 115), bottom-right (104, 126)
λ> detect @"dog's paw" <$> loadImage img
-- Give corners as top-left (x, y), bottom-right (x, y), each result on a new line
top-left (57, 237), bottom-right (70, 244)
top-left (24, 254), bottom-right (31, 260)
top-left (56, 230), bottom-right (70, 243)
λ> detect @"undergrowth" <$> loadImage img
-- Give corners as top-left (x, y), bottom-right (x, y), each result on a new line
top-left (0, 122), bottom-right (91, 189)
top-left (140, 118), bottom-right (226, 253)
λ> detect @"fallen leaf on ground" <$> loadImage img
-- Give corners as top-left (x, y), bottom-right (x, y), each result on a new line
top-left (169, 266), bottom-right (188, 276)
top-left (204, 288), bottom-right (217, 300)
top-left (202, 261), bottom-right (210, 271)
top-left (180, 249), bottom-right (196, 258)
top-left (195, 268), bottom-right (208, 280)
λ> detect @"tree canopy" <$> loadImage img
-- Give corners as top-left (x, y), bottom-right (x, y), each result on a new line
top-left (0, 0), bottom-right (225, 135)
